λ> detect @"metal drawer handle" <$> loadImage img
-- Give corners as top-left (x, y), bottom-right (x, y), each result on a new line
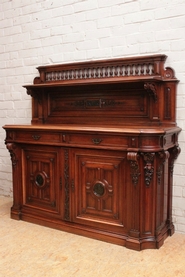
top-left (32, 135), bottom-right (41, 141)
top-left (92, 138), bottom-right (102, 145)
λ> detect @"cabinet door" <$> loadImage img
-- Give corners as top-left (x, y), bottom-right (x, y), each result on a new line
top-left (22, 145), bottom-right (61, 215)
top-left (71, 149), bottom-right (127, 233)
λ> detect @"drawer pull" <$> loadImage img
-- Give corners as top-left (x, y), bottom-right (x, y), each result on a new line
top-left (92, 138), bottom-right (102, 145)
top-left (32, 135), bottom-right (41, 141)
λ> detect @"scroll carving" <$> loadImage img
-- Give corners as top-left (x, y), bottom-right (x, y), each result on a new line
top-left (67, 99), bottom-right (122, 109)
top-left (34, 77), bottom-right (42, 84)
top-left (127, 152), bottom-right (140, 186)
top-left (144, 83), bottom-right (157, 102)
top-left (141, 153), bottom-right (155, 187)
top-left (164, 67), bottom-right (175, 79)
top-left (6, 143), bottom-right (18, 167)
top-left (64, 149), bottom-right (70, 221)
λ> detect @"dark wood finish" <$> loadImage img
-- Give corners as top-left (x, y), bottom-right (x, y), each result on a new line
top-left (3, 55), bottom-right (181, 250)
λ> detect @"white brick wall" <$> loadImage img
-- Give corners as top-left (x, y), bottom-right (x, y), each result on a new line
top-left (0, 0), bottom-right (185, 233)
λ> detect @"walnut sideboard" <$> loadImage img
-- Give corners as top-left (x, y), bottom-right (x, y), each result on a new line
top-left (3, 55), bottom-right (181, 251)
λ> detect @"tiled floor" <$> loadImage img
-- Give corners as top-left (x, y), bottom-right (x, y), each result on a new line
top-left (0, 196), bottom-right (185, 277)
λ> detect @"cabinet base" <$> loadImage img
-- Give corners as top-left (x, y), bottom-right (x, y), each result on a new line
top-left (12, 209), bottom-right (174, 251)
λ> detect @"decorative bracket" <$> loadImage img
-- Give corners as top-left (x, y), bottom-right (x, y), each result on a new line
top-left (169, 145), bottom-right (181, 177)
top-left (26, 89), bottom-right (42, 105)
top-left (127, 152), bottom-right (140, 186)
top-left (6, 143), bottom-right (18, 167)
top-left (144, 82), bottom-right (157, 102)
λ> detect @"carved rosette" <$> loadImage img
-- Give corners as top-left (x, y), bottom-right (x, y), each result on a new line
top-left (6, 143), bottom-right (18, 167)
top-left (127, 152), bottom-right (140, 186)
top-left (141, 153), bottom-right (155, 187)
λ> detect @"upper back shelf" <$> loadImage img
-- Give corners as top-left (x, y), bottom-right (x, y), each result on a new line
top-left (29, 54), bottom-right (177, 87)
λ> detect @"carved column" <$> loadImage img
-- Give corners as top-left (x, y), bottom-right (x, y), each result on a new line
top-left (126, 152), bottom-right (141, 250)
top-left (155, 151), bottom-right (170, 238)
top-left (64, 149), bottom-right (70, 221)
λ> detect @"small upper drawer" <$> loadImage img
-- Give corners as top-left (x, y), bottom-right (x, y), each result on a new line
top-left (15, 131), bottom-right (61, 144)
top-left (68, 133), bottom-right (129, 149)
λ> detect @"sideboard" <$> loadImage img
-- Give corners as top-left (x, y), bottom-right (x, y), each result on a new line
top-left (3, 54), bottom-right (181, 250)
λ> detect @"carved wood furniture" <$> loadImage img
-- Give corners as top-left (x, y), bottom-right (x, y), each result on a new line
top-left (3, 54), bottom-right (181, 250)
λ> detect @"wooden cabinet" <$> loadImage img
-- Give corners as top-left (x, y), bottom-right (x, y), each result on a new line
top-left (3, 55), bottom-right (181, 250)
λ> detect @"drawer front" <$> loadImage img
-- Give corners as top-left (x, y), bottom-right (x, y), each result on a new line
top-left (69, 133), bottom-right (129, 149)
top-left (15, 131), bottom-right (61, 144)
top-left (10, 130), bottom-right (138, 150)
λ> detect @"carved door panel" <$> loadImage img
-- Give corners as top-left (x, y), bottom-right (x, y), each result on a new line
top-left (22, 145), bottom-right (61, 214)
top-left (71, 149), bottom-right (127, 233)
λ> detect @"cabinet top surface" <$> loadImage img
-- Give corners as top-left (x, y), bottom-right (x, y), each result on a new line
top-left (3, 124), bottom-right (181, 135)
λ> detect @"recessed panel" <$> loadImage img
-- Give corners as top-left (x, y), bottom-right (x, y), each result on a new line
top-left (72, 149), bottom-right (126, 232)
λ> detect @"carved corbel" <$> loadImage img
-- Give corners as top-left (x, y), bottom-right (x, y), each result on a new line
top-left (141, 153), bottom-right (155, 187)
top-left (26, 89), bottom-right (42, 105)
top-left (144, 82), bottom-right (157, 102)
top-left (6, 143), bottom-right (18, 167)
top-left (169, 145), bottom-right (181, 177)
top-left (127, 152), bottom-right (140, 186)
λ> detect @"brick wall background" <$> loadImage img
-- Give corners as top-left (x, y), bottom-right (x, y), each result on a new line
top-left (0, 0), bottom-right (185, 233)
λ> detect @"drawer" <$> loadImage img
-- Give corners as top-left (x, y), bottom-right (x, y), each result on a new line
top-left (68, 133), bottom-right (129, 149)
top-left (15, 131), bottom-right (61, 144)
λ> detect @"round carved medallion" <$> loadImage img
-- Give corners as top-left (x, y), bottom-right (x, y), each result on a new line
top-left (35, 172), bottom-right (47, 188)
top-left (35, 174), bottom-right (44, 187)
top-left (93, 182), bottom-right (105, 197)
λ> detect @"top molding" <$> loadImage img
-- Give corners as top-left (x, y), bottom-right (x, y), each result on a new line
top-left (32, 54), bottom-right (177, 86)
